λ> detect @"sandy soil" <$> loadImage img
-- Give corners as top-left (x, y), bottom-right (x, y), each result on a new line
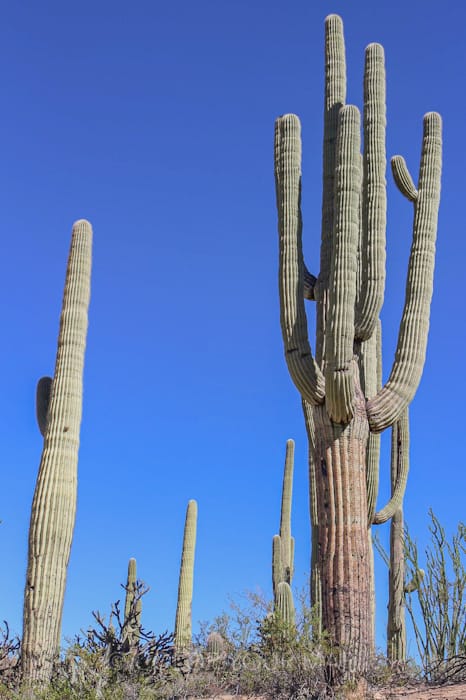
top-left (190, 682), bottom-right (466, 699)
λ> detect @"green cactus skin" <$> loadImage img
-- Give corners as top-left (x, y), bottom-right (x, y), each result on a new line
top-left (22, 220), bottom-right (92, 682)
top-left (206, 631), bottom-right (225, 656)
top-left (274, 581), bottom-right (296, 629)
top-left (274, 14), bottom-right (441, 676)
top-left (174, 499), bottom-right (198, 654)
top-left (272, 440), bottom-right (295, 598)
top-left (36, 377), bottom-right (52, 437)
top-left (123, 557), bottom-right (141, 646)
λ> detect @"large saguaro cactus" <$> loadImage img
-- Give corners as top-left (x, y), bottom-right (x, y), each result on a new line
top-left (274, 14), bottom-right (441, 677)
top-left (22, 220), bottom-right (92, 682)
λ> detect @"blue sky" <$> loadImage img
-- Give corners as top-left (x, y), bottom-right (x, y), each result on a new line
top-left (0, 0), bottom-right (464, 657)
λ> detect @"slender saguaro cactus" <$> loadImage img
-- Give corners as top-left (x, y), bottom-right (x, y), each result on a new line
top-left (123, 557), bottom-right (142, 646)
top-left (22, 220), bottom-right (92, 682)
top-left (174, 499), bottom-right (198, 654)
top-left (274, 15), bottom-right (441, 677)
top-left (272, 439), bottom-right (295, 598)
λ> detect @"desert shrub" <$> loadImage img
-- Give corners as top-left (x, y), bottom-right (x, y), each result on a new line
top-left (404, 510), bottom-right (466, 683)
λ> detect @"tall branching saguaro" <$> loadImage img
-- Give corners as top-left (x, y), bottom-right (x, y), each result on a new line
top-left (274, 15), bottom-right (441, 677)
top-left (22, 220), bottom-right (92, 682)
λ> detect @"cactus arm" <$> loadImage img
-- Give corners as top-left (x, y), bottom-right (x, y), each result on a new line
top-left (373, 409), bottom-right (409, 524)
top-left (367, 113), bottom-right (442, 432)
top-left (36, 377), bottom-right (53, 437)
top-left (174, 499), bottom-right (198, 653)
top-left (302, 399), bottom-right (321, 630)
top-left (324, 105), bottom-right (361, 423)
top-left (391, 156), bottom-right (418, 202)
top-left (315, 14), bottom-right (346, 364)
top-left (22, 220), bottom-right (92, 682)
top-left (275, 114), bottom-right (325, 404)
top-left (272, 534), bottom-right (283, 597)
top-left (360, 322), bottom-right (382, 526)
top-left (274, 581), bottom-right (296, 628)
top-left (355, 44), bottom-right (387, 341)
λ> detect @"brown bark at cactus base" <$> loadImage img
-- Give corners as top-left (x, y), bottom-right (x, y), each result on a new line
top-left (313, 383), bottom-right (373, 678)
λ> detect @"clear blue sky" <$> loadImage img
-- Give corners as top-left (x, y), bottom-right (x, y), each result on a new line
top-left (0, 0), bottom-right (464, 657)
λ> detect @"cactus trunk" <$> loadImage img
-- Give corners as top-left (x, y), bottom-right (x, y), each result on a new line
top-left (22, 220), bottom-right (92, 682)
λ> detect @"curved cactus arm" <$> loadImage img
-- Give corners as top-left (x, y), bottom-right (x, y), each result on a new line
top-left (272, 534), bottom-right (283, 596)
top-left (355, 43), bottom-right (386, 341)
top-left (36, 377), bottom-right (53, 437)
top-left (315, 14), bottom-right (346, 364)
top-left (373, 408), bottom-right (409, 524)
top-left (324, 105), bottom-right (361, 423)
top-left (174, 499), bottom-right (198, 653)
top-left (275, 114), bottom-right (325, 404)
top-left (367, 113), bottom-right (442, 432)
top-left (391, 156), bottom-right (418, 202)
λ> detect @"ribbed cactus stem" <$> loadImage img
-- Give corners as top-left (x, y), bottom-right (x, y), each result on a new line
top-left (272, 440), bottom-right (295, 599)
top-left (174, 499), bottom-right (198, 654)
top-left (274, 581), bottom-right (296, 629)
top-left (22, 220), bottom-right (92, 682)
top-left (324, 105), bottom-right (361, 423)
top-left (391, 156), bottom-right (418, 202)
top-left (123, 557), bottom-right (141, 645)
top-left (355, 44), bottom-right (386, 341)
top-left (206, 631), bottom-right (225, 656)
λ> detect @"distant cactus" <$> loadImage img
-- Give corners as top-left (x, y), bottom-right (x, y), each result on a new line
top-left (272, 440), bottom-right (295, 598)
top-left (174, 499), bottom-right (198, 654)
top-left (123, 557), bottom-right (142, 647)
top-left (22, 220), bottom-right (92, 682)
top-left (206, 631), bottom-right (225, 656)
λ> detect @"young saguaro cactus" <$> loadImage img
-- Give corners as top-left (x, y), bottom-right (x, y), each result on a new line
top-left (22, 220), bottom-right (92, 682)
top-left (174, 499), bottom-right (198, 654)
top-left (274, 15), bottom-right (441, 676)
top-left (123, 557), bottom-right (142, 647)
top-left (272, 439), bottom-right (295, 597)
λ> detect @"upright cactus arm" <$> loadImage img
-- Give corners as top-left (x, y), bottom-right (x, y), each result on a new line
top-left (274, 581), bottom-right (296, 628)
top-left (355, 43), bottom-right (387, 341)
top-left (36, 377), bottom-right (53, 437)
top-left (324, 105), bottom-right (361, 423)
top-left (367, 113), bottom-right (442, 432)
top-left (361, 321), bottom-right (382, 525)
top-left (373, 409), bottom-right (410, 524)
top-left (174, 499), bottom-right (198, 653)
top-left (315, 14), bottom-right (346, 364)
top-left (272, 535), bottom-right (283, 596)
top-left (391, 156), bottom-right (418, 202)
top-left (302, 399), bottom-right (321, 627)
top-left (275, 114), bottom-right (325, 405)
top-left (22, 220), bottom-right (92, 682)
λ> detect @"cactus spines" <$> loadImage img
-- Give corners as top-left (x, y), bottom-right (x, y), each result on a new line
top-left (174, 499), bottom-right (198, 654)
top-left (275, 14), bottom-right (441, 677)
top-left (123, 557), bottom-right (141, 646)
top-left (22, 219), bottom-right (92, 682)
